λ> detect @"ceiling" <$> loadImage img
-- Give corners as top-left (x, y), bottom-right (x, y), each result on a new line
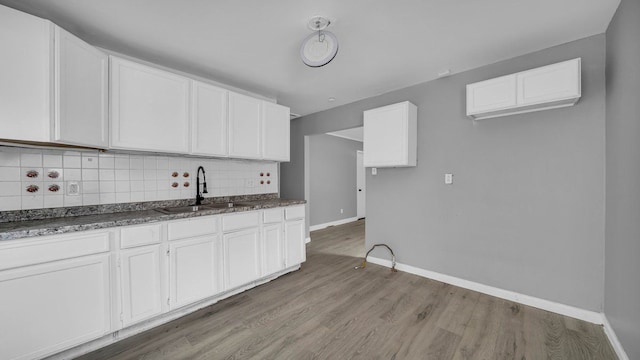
top-left (0, 0), bottom-right (619, 117)
top-left (327, 127), bottom-right (363, 142)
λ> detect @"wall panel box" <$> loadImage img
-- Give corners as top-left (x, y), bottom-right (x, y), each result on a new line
top-left (466, 58), bottom-right (581, 120)
top-left (363, 101), bottom-right (417, 167)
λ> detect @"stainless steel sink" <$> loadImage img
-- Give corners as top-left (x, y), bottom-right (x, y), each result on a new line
top-left (154, 205), bottom-right (209, 214)
top-left (155, 202), bottom-right (255, 214)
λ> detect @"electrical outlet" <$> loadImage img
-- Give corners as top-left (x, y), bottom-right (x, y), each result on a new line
top-left (67, 181), bottom-right (81, 195)
top-left (372, 168), bottom-right (377, 175)
top-left (445, 173), bottom-right (453, 185)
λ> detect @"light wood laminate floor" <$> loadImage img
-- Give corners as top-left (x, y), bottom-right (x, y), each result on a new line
top-left (77, 220), bottom-right (616, 360)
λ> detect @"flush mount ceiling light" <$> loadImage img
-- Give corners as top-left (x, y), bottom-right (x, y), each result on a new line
top-left (300, 16), bottom-right (339, 67)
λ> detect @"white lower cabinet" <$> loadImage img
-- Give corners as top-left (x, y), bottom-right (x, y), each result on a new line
top-left (169, 235), bottom-right (221, 309)
top-left (0, 206), bottom-right (306, 359)
top-left (262, 223), bottom-right (284, 276)
top-left (224, 227), bottom-right (262, 289)
top-left (119, 245), bottom-right (163, 327)
top-left (285, 219), bottom-right (306, 267)
top-left (0, 254), bottom-right (112, 360)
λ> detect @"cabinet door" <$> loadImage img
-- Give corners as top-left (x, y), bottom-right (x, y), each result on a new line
top-left (54, 26), bottom-right (108, 148)
top-left (0, 5), bottom-right (52, 142)
top-left (284, 220), bottom-right (306, 267)
top-left (169, 236), bottom-right (220, 310)
top-left (466, 74), bottom-right (517, 116)
top-left (228, 92), bottom-right (262, 159)
top-left (0, 254), bottom-right (111, 360)
top-left (120, 245), bottom-right (163, 327)
top-left (363, 102), bottom-right (416, 167)
top-left (223, 228), bottom-right (261, 289)
top-left (191, 81), bottom-right (228, 156)
top-left (517, 58), bottom-right (581, 106)
top-left (262, 102), bottom-right (290, 161)
top-left (110, 57), bottom-right (190, 153)
top-left (262, 223), bottom-right (284, 276)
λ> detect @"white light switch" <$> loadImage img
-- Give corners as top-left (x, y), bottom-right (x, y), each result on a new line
top-left (372, 168), bottom-right (377, 175)
top-left (444, 173), bottom-right (453, 185)
top-left (67, 181), bottom-right (81, 195)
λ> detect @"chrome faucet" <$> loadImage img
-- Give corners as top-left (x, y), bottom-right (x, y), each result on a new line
top-left (195, 166), bottom-right (208, 205)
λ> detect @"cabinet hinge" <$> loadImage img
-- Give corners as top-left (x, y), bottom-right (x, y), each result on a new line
top-left (166, 249), bottom-right (170, 256)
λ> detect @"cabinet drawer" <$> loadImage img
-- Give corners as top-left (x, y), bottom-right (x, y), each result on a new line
top-left (120, 223), bottom-right (161, 249)
top-left (263, 208), bottom-right (283, 224)
top-left (0, 231), bottom-right (110, 271)
top-left (285, 205), bottom-right (305, 220)
top-left (168, 216), bottom-right (218, 240)
top-left (222, 211), bottom-right (260, 232)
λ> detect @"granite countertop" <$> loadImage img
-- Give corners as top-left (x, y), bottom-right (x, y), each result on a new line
top-left (0, 196), bottom-right (305, 241)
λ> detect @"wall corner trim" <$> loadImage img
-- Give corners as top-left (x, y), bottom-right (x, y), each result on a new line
top-left (602, 315), bottom-right (631, 360)
top-left (305, 237), bottom-right (311, 244)
top-left (367, 256), bottom-right (605, 325)
top-left (309, 217), bottom-right (359, 232)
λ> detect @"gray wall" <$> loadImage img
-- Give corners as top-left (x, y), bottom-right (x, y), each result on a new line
top-left (605, 0), bottom-right (640, 357)
top-left (308, 134), bottom-right (362, 226)
top-left (282, 35), bottom-right (606, 312)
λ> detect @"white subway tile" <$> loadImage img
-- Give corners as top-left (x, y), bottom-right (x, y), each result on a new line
top-left (100, 193), bottom-right (116, 204)
top-left (130, 180), bottom-right (144, 192)
top-left (0, 167), bottom-right (20, 181)
top-left (143, 169), bottom-right (157, 180)
top-left (115, 169), bottom-right (130, 181)
top-left (82, 181), bottom-right (100, 194)
top-left (130, 192), bottom-right (145, 202)
top-left (99, 154), bottom-right (114, 169)
top-left (99, 169), bottom-right (115, 181)
top-left (22, 195), bottom-right (44, 209)
top-left (99, 181), bottom-right (115, 193)
top-left (114, 155), bottom-right (130, 169)
top-left (130, 170), bottom-right (144, 181)
top-left (156, 157), bottom-right (169, 169)
top-left (129, 156), bottom-right (144, 169)
top-left (115, 181), bottom-right (130, 193)
top-left (115, 192), bottom-right (131, 203)
top-left (82, 169), bottom-right (99, 181)
top-left (63, 155), bottom-right (81, 168)
top-left (0, 196), bottom-right (21, 211)
top-left (43, 154), bottom-right (63, 168)
top-left (82, 194), bottom-right (100, 206)
top-left (20, 153), bottom-right (42, 167)
top-left (143, 180), bottom-right (157, 191)
top-left (65, 169), bottom-right (81, 181)
top-left (144, 191), bottom-right (157, 201)
top-left (157, 190), bottom-right (170, 200)
top-left (64, 194), bottom-right (83, 207)
top-left (0, 150), bottom-right (21, 167)
top-left (144, 156), bottom-right (157, 170)
top-left (44, 195), bottom-right (63, 208)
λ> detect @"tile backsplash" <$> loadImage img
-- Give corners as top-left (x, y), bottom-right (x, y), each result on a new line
top-left (0, 146), bottom-right (278, 211)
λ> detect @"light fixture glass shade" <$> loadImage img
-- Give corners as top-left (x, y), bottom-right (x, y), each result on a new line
top-left (300, 31), bottom-right (338, 67)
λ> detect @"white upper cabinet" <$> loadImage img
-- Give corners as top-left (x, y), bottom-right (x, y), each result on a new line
top-left (516, 58), bottom-right (581, 106)
top-left (262, 102), bottom-right (290, 162)
top-left (191, 81), bottom-right (228, 157)
top-left (228, 91), bottom-right (262, 159)
top-left (467, 58), bottom-right (581, 120)
top-left (110, 56), bottom-right (190, 153)
top-left (54, 26), bottom-right (108, 148)
top-left (363, 101), bottom-right (417, 168)
top-left (0, 5), bottom-right (107, 147)
top-left (466, 75), bottom-right (517, 116)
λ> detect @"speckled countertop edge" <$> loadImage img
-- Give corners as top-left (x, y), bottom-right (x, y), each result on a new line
top-left (0, 199), bottom-right (306, 241)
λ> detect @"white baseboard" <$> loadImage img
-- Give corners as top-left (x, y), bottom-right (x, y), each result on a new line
top-left (310, 217), bottom-right (359, 232)
top-left (367, 256), bottom-right (604, 325)
top-left (602, 315), bottom-right (630, 360)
